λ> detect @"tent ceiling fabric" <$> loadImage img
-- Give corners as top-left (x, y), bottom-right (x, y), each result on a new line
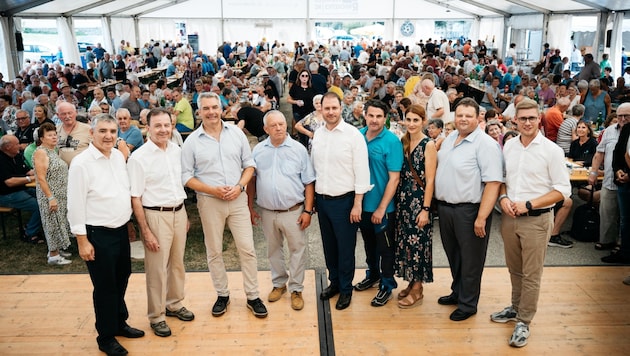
top-left (1, 0), bottom-right (629, 18)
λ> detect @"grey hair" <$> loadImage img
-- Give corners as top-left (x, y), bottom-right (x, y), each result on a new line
top-left (197, 91), bottom-right (221, 109)
top-left (262, 110), bottom-right (285, 126)
top-left (572, 104), bottom-right (585, 117)
top-left (90, 113), bottom-right (118, 130)
top-left (577, 80), bottom-right (589, 91)
top-left (115, 108), bottom-right (131, 118)
top-left (312, 94), bottom-right (323, 106)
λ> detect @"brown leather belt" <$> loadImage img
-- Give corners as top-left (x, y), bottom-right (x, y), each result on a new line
top-left (143, 203), bottom-right (184, 212)
top-left (270, 202), bottom-right (303, 213)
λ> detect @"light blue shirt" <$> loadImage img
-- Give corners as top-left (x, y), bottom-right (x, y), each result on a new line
top-left (119, 125), bottom-right (143, 152)
top-left (252, 135), bottom-right (315, 210)
top-left (181, 122), bottom-right (255, 197)
top-left (435, 127), bottom-right (504, 204)
top-left (360, 127), bottom-right (403, 213)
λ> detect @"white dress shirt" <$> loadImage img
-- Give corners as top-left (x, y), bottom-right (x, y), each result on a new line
top-left (311, 119), bottom-right (371, 196)
top-left (128, 139), bottom-right (187, 207)
top-left (67, 143), bottom-right (132, 235)
top-left (503, 132), bottom-right (572, 207)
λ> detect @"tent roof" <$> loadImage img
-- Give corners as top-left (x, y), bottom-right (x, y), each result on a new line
top-left (1, 0), bottom-right (629, 19)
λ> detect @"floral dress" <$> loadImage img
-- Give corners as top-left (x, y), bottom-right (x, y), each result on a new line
top-left (297, 112), bottom-right (324, 153)
top-left (35, 147), bottom-right (71, 251)
top-left (395, 137), bottom-right (433, 283)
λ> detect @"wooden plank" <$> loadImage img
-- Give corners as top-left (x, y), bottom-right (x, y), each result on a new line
top-left (330, 266), bottom-right (630, 355)
top-left (0, 267), bottom-right (628, 354)
top-left (0, 271), bottom-right (319, 355)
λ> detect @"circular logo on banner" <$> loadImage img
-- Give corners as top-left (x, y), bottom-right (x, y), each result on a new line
top-left (400, 21), bottom-right (415, 37)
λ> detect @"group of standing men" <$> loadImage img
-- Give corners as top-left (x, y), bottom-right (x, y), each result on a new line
top-left (306, 94), bottom-right (571, 349)
top-left (5, 83), bottom-right (581, 353)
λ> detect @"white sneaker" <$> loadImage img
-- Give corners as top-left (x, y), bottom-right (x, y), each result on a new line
top-left (509, 321), bottom-right (530, 347)
top-left (47, 255), bottom-right (72, 266)
top-left (59, 250), bottom-right (72, 258)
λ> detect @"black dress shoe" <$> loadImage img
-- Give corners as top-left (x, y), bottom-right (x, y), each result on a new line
top-left (438, 294), bottom-right (458, 305)
top-left (320, 285), bottom-right (340, 300)
top-left (335, 293), bottom-right (352, 310)
top-left (116, 325), bottom-right (145, 338)
top-left (449, 308), bottom-right (476, 321)
top-left (98, 339), bottom-right (128, 356)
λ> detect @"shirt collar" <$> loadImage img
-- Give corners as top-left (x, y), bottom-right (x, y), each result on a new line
top-left (86, 142), bottom-right (111, 160)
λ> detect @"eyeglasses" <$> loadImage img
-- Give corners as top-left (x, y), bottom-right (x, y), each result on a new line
top-left (516, 116), bottom-right (538, 123)
top-left (300, 74), bottom-right (309, 78)
top-left (617, 114), bottom-right (630, 119)
top-left (16, 116), bottom-right (29, 120)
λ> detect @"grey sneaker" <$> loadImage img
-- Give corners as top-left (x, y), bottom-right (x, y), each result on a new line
top-left (548, 235), bottom-right (573, 248)
top-left (490, 305), bottom-right (518, 323)
top-left (247, 298), bottom-right (268, 318)
top-left (371, 289), bottom-right (393, 307)
top-left (59, 250), bottom-right (72, 258)
top-left (150, 321), bottom-right (171, 337)
top-left (47, 255), bottom-right (72, 265)
top-left (509, 322), bottom-right (530, 347)
top-left (166, 307), bottom-right (194, 321)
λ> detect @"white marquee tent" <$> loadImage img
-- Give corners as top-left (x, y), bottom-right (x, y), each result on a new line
top-left (1, 0), bottom-right (630, 79)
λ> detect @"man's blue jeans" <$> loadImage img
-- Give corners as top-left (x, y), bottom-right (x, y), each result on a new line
top-left (0, 188), bottom-right (41, 237)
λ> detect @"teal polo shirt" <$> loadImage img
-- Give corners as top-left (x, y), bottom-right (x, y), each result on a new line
top-left (360, 126), bottom-right (404, 213)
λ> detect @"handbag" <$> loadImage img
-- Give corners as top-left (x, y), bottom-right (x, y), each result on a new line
top-left (406, 154), bottom-right (436, 212)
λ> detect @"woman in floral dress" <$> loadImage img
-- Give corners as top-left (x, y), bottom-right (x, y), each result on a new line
top-left (395, 104), bottom-right (437, 308)
top-left (33, 123), bottom-right (72, 265)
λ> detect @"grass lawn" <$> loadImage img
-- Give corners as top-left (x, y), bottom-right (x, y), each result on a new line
top-left (0, 199), bottom-right (233, 274)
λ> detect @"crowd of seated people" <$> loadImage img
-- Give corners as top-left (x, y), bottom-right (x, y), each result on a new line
top-left (1, 35), bottom-right (629, 282)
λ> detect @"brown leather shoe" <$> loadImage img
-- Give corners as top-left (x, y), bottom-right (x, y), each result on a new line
top-left (268, 285), bottom-right (287, 302)
top-left (291, 291), bottom-right (304, 310)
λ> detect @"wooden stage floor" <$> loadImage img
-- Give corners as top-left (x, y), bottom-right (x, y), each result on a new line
top-left (0, 266), bottom-right (628, 355)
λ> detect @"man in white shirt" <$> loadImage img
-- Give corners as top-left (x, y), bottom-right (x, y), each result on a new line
top-left (493, 99), bottom-right (571, 348)
top-left (421, 79), bottom-right (452, 123)
top-left (311, 92), bottom-right (371, 310)
top-left (128, 108), bottom-right (194, 338)
top-left (67, 114), bottom-right (145, 356)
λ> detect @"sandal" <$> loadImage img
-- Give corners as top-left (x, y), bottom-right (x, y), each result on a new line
top-left (594, 242), bottom-right (616, 250)
top-left (22, 234), bottom-right (44, 244)
top-left (398, 288), bottom-right (423, 309)
top-left (397, 282), bottom-right (414, 300)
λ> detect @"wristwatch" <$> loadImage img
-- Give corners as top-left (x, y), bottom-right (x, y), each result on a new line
top-left (525, 201), bottom-right (533, 211)
top-left (302, 209), bottom-right (315, 216)
top-left (237, 184), bottom-right (245, 192)
top-left (421, 206), bottom-right (431, 211)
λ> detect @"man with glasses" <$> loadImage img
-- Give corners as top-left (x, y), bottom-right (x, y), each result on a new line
top-left (14, 110), bottom-right (36, 150)
top-left (492, 98), bottom-right (571, 347)
top-left (56, 102), bottom-right (91, 166)
top-left (590, 103), bottom-right (630, 263)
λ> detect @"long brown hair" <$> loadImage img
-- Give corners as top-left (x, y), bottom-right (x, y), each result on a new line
top-left (402, 104), bottom-right (426, 155)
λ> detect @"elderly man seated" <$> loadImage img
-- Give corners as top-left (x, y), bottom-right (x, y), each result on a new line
top-left (0, 135), bottom-right (43, 243)
top-left (116, 108), bottom-right (144, 152)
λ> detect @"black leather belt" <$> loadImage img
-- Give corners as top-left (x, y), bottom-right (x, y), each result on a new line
top-left (437, 200), bottom-right (480, 208)
top-left (519, 208), bottom-right (553, 217)
top-left (318, 191), bottom-right (354, 200)
top-left (143, 203), bottom-right (184, 212)
top-left (270, 202), bottom-right (303, 213)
